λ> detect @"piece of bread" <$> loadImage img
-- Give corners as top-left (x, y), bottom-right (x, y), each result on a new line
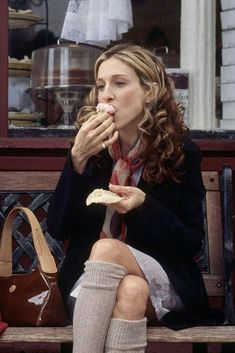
top-left (86, 189), bottom-right (123, 206)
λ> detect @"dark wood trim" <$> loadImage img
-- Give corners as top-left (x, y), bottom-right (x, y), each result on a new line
top-left (1, 156), bottom-right (234, 172)
top-left (0, 156), bottom-right (67, 171)
top-left (0, 137), bottom-right (235, 151)
top-left (201, 158), bottom-right (235, 171)
top-left (195, 139), bottom-right (235, 151)
top-left (0, 138), bottom-right (235, 171)
top-left (0, 137), bottom-right (72, 149)
top-left (0, 0), bottom-right (8, 138)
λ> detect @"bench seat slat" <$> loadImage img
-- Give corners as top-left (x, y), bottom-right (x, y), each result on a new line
top-left (147, 326), bottom-right (235, 343)
top-left (1, 326), bottom-right (235, 344)
top-left (0, 326), bottom-right (73, 343)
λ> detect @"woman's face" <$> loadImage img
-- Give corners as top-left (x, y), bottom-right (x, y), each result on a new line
top-left (96, 57), bottom-right (146, 134)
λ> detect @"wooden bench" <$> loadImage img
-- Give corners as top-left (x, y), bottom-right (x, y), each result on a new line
top-left (0, 165), bottom-right (234, 353)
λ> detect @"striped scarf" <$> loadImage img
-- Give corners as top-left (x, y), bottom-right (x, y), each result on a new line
top-left (100, 139), bottom-right (143, 242)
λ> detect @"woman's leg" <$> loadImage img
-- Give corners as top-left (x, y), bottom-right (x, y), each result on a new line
top-left (72, 239), bottom-right (155, 353)
top-left (72, 260), bottom-right (127, 353)
top-left (105, 274), bottom-right (149, 353)
top-left (90, 239), bottom-right (157, 322)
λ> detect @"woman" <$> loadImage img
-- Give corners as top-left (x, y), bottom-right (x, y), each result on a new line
top-left (47, 44), bottom-right (224, 353)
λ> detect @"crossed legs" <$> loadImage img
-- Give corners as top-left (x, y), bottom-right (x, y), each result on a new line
top-left (73, 239), bottom-right (155, 353)
top-left (90, 239), bottom-right (151, 319)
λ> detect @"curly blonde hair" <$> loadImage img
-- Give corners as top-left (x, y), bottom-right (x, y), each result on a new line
top-left (76, 43), bottom-right (188, 183)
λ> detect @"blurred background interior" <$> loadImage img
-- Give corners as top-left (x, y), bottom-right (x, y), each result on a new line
top-left (7, 0), bottom-right (223, 131)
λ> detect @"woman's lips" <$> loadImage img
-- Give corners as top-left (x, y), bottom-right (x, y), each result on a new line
top-left (96, 103), bottom-right (117, 115)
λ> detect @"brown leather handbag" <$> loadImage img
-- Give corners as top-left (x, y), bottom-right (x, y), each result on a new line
top-left (0, 207), bottom-right (69, 327)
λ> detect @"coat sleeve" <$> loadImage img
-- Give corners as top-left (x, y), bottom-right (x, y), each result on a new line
top-left (46, 153), bottom-right (94, 241)
top-left (124, 142), bottom-right (206, 259)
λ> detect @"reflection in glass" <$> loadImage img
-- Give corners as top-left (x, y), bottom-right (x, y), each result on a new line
top-left (31, 43), bottom-right (101, 128)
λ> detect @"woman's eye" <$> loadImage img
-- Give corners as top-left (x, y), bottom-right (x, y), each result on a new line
top-left (114, 81), bottom-right (125, 87)
top-left (96, 85), bottom-right (104, 91)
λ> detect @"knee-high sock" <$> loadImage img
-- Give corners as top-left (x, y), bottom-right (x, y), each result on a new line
top-left (105, 318), bottom-right (147, 353)
top-left (72, 261), bottom-right (127, 353)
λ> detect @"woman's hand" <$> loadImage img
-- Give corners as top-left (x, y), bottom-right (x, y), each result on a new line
top-left (107, 184), bottom-right (146, 213)
top-left (71, 112), bottom-right (118, 174)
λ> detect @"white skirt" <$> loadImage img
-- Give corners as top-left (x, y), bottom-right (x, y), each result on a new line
top-left (128, 245), bottom-right (185, 320)
top-left (69, 245), bottom-right (185, 320)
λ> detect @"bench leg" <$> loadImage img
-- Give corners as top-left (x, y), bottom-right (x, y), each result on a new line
top-left (192, 343), bottom-right (208, 353)
top-left (61, 342), bottom-right (73, 353)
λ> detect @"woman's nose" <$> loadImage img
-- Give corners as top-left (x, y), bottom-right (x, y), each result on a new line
top-left (100, 85), bottom-right (115, 102)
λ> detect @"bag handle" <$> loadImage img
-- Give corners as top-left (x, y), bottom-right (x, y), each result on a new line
top-left (0, 207), bottom-right (57, 276)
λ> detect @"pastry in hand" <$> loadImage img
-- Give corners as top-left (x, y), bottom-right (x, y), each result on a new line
top-left (86, 189), bottom-right (123, 206)
top-left (96, 103), bottom-right (116, 115)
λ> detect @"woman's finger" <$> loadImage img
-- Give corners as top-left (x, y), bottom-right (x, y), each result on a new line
top-left (109, 184), bottom-right (132, 195)
top-left (103, 131), bottom-right (119, 149)
top-left (94, 117), bottom-right (114, 136)
top-left (98, 122), bottom-right (115, 141)
top-left (85, 111), bottom-right (111, 130)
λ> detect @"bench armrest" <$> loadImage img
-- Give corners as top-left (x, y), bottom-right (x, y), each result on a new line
top-left (221, 165), bottom-right (235, 324)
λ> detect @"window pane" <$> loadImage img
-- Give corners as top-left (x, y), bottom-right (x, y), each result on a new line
top-left (123, 0), bottom-right (181, 68)
top-left (8, 0), bottom-right (181, 134)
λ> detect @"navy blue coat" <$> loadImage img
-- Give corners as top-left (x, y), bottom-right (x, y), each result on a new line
top-left (47, 135), bottom-right (224, 328)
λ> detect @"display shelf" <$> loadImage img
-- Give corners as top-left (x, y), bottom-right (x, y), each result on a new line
top-left (8, 12), bottom-right (43, 29)
top-left (8, 61), bottom-right (31, 70)
top-left (8, 60), bottom-right (31, 77)
top-left (8, 112), bottom-right (43, 127)
top-left (8, 69), bottom-right (31, 77)
top-left (7, 1), bottom-right (51, 132)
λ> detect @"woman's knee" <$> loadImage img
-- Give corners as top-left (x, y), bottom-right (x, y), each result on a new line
top-left (89, 239), bottom-right (123, 262)
top-left (113, 275), bottom-right (150, 320)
